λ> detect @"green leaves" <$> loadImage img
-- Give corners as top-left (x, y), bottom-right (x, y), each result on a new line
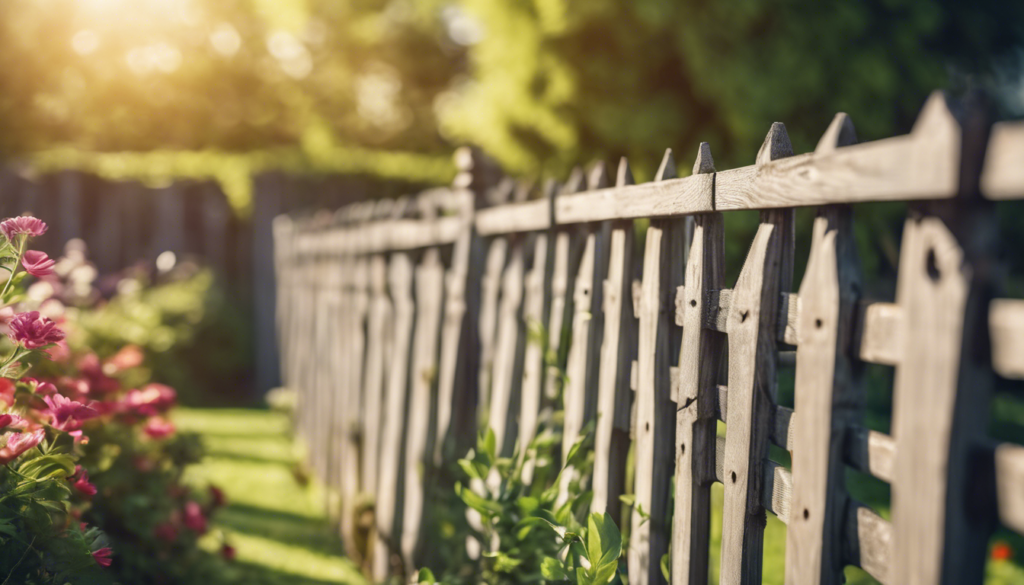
top-left (18, 453), bottom-right (76, 481)
top-left (583, 513), bottom-right (621, 585)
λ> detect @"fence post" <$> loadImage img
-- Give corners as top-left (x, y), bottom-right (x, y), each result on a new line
top-left (630, 150), bottom-right (686, 585)
top-left (671, 143), bottom-right (722, 585)
top-left (253, 172), bottom-right (284, 395)
top-left (720, 124), bottom-right (795, 585)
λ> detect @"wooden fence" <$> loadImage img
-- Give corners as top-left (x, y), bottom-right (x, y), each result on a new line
top-left (273, 92), bottom-right (1024, 584)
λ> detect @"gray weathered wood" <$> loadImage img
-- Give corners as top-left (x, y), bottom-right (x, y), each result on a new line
top-left (372, 252), bottom-right (415, 581)
top-left (844, 503), bottom-right (892, 584)
top-left (489, 236), bottom-right (526, 455)
top-left (995, 442), bottom-right (1024, 533)
top-left (518, 228), bottom-right (550, 459)
top-left (670, 143), bottom-right (723, 585)
top-left (477, 237), bottom-right (508, 423)
top-left (361, 254), bottom-right (391, 496)
top-left (719, 124), bottom-right (793, 585)
top-left (785, 203), bottom-right (861, 584)
top-left (476, 198), bottom-right (551, 235)
top-left (990, 299), bottom-right (1024, 380)
top-left (629, 149), bottom-right (683, 585)
top-left (592, 158), bottom-right (637, 520)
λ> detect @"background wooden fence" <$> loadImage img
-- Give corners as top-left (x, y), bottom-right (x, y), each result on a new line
top-left (274, 92), bottom-right (1024, 584)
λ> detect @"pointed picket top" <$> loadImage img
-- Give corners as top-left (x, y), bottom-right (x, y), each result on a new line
top-left (513, 179), bottom-right (534, 203)
top-left (562, 166), bottom-right (587, 194)
top-left (615, 157), bottom-right (635, 188)
top-left (815, 113), bottom-right (858, 155)
top-left (756, 122), bottom-right (794, 166)
top-left (655, 148), bottom-right (677, 181)
top-left (487, 177), bottom-right (516, 206)
top-left (911, 90), bottom-right (960, 141)
top-left (372, 197), bottom-right (394, 219)
top-left (693, 142), bottom-right (716, 175)
top-left (542, 177), bottom-right (560, 199)
top-left (587, 161), bottom-right (610, 190)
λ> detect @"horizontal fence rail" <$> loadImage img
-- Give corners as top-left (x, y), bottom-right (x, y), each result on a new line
top-left (274, 91), bottom-right (1024, 584)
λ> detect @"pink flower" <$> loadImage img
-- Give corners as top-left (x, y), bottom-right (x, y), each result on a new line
top-left (43, 394), bottom-right (97, 431)
top-left (123, 384), bottom-right (176, 417)
top-left (8, 311), bottom-right (65, 349)
top-left (0, 216), bottom-right (47, 242)
top-left (22, 378), bottom-right (57, 396)
top-left (0, 379), bottom-right (12, 407)
top-left (69, 465), bottom-right (97, 497)
top-left (0, 414), bottom-right (27, 430)
top-left (0, 429), bottom-right (44, 463)
top-left (183, 501), bottom-right (207, 534)
top-left (21, 250), bottom-right (55, 277)
top-left (69, 430), bottom-right (88, 445)
top-left (143, 417), bottom-right (175, 439)
top-left (92, 547), bottom-right (113, 568)
top-left (106, 345), bottom-right (145, 372)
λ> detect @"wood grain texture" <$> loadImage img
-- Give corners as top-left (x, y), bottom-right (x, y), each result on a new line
top-left (857, 302), bottom-right (903, 365)
top-left (518, 232), bottom-right (550, 462)
top-left (361, 255), bottom-right (391, 496)
top-left (401, 249), bottom-right (446, 573)
top-left (981, 120), bottom-right (1024, 200)
top-left (671, 143), bottom-right (723, 585)
top-left (554, 174), bottom-right (714, 223)
top-left (372, 252), bottom-right (415, 581)
top-left (843, 427), bottom-right (896, 484)
top-left (477, 237), bottom-right (508, 422)
top-left (630, 149), bottom-right (684, 585)
top-left (592, 158), bottom-right (637, 519)
top-left (785, 207), bottom-right (861, 585)
top-left (889, 215), bottom-right (987, 585)
top-left (475, 198), bottom-right (551, 235)
top-left (990, 299), bottom-right (1024, 380)
top-left (489, 237), bottom-right (527, 456)
top-left (844, 503), bottom-right (892, 584)
top-left (715, 94), bottom-right (960, 210)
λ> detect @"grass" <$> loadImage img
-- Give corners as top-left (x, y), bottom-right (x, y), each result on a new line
top-left (170, 407), bottom-right (1024, 584)
top-left (173, 407), bottom-right (367, 585)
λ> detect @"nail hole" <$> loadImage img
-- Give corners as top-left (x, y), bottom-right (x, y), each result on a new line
top-left (730, 471), bottom-right (737, 483)
top-left (815, 318), bottom-right (823, 329)
top-left (689, 299), bottom-right (697, 308)
top-left (926, 248), bottom-right (941, 282)
top-left (680, 443), bottom-right (686, 455)
top-left (740, 310), bottom-right (749, 323)
top-left (803, 508), bottom-right (810, 520)
top-left (645, 422), bottom-right (650, 432)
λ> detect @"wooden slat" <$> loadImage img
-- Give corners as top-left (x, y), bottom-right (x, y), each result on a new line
top-left (981, 120), bottom-right (1024, 200)
top-left (720, 124), bottom-right (793, 585)
top-left (372, 252), bottom-right (416, 581)
top-left (843, 426), bottom-right (896, 484)
top-left (361, 255), bottom-right (391, 496)
top-left (554, 173), bottom-right (713, 223)
top-left (475, 198), bottom-right (550, 235)
top-left (670, 144), bottom-right (723, 585)
top-left (630, 150), bottom-right (683, 585)
top-left (401, 249), bottom-right (446, 572)
top-left (715, 93), bottom-right (960, 210)
top-left (890, 214), bottom-right (988, 584)
top-left (786, 201), bottom-right (861, 584)
top-left (858, 302), bottom-right (903, 365)
top-left (476, 237), bottom-right (508, 423)
top-left (995, 442), bottom-right (1024, 534)
top-left (489, 237), bottom-right (527, 455)
top-left (844, 503), bottom-right (893, 584)
top-left (341, 251), bottom-right (370, 562)
top-left (592, 159), bottom-right (637, 520)
top-left (991, 299), bottom-right (1024, 379)
top-left (518, 230), bottom-right (550, 462)
top-left (762, 461), bottom-right (793, 525)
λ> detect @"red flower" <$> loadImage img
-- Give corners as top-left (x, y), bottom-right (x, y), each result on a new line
top-left (21, 250), bottom-right (55, 277)
top-left (0, 379), bottom-right (13, 407)
top-left (0, 216), bottom-right (48, 241)
top-left (153, 522), bottom-right (179, 543)
top-left (0, 429), bottom-right (44, 463)
top-left (0, 414), bottom-right (27, 430)
top-left (92, 547), bottom-right (113, 568)
top-left (221, 544), bottom-right (236, 561)
top-left (68, 465), bottom-right (97, 497)
top-left (7, 311), bottom-right (65, 349)
top-left (43, 394), bottom-right (97, 431)
top-left (209, 485), bottom-right (227, 508)
top-left (183, 501), bottom-right (207, 534)
top-left (992, 541), bottom-right (1013, 561)
top-left (143, 417), bottom-right (175, 439)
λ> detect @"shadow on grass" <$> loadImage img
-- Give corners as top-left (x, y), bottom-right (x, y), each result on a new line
top-left (218, 504), bottom-right (344, 555)
top-left (230, 559), bottom-right (349, 585)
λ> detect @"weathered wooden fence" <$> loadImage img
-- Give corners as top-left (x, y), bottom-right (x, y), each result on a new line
top-left (273, 92), bottom-right (1024, 584)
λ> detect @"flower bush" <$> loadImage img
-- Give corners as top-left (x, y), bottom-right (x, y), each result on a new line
top-left (0, 216), bottom-right (232, 584)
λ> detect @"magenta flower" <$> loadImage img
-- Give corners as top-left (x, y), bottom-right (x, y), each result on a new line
top-left (183, 501), bottom-right (208, 534)
top-left (69, 465), bottom-right (98, 497)
top-left (0, 216), bottom-right (47, 242)
top-left (143, 417), bottom-right (175, 439)
top-left (43, 394), bottom-right (97, 431)
top-left (92, 547), bottom-right (113, 568)
top-left (0, 414), bottom-right (27, 430)
top-left (0, 429), bottom-right (44, 463)
top-left (124, 384), bottom-right (177, 417)
top-left (8, 311), bottom-right (65, 349)
top-left (21, 250), bottom-right (55, 277)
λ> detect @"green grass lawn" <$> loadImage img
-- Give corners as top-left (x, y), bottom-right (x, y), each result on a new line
top-left (171, 407), bottom-right (1023, 585)
top-left (174, 408), bottom-right (367, 585)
